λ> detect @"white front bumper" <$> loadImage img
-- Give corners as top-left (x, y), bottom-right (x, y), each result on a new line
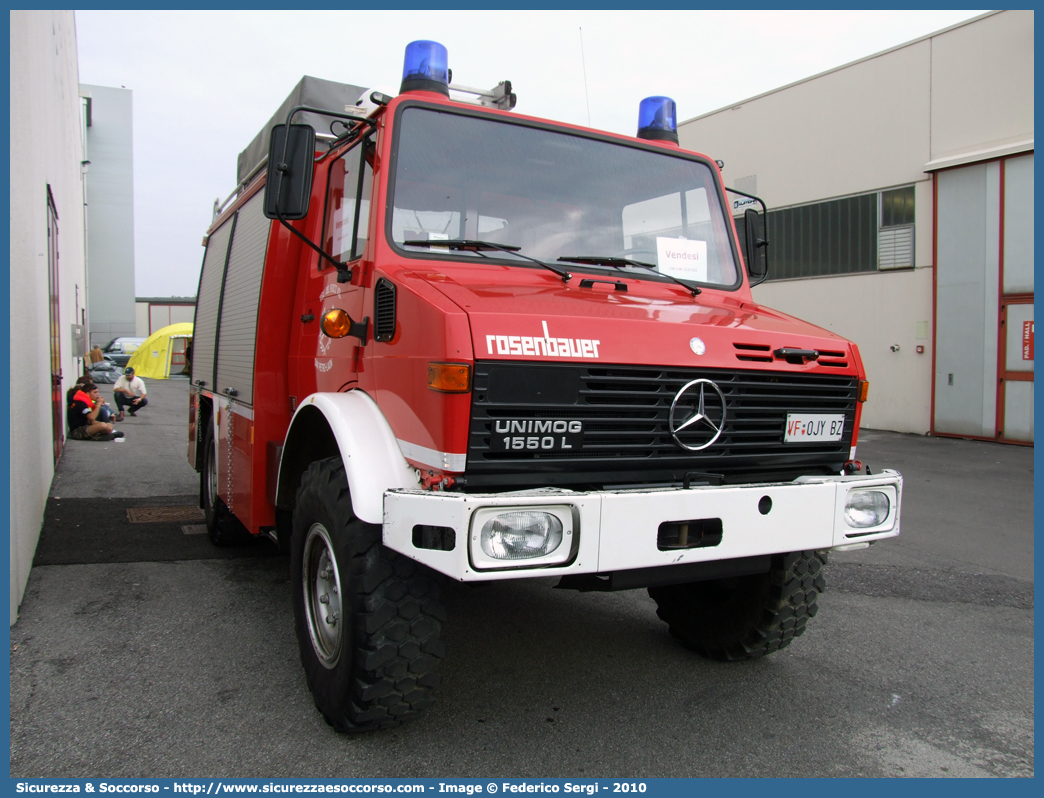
top-left (383, 470), bottom-right (902, 582)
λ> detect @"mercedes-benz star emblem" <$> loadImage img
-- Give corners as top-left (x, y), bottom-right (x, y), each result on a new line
top-left (669, 379), bottom-right (727, 451)
top-left (689, 337), bottom-right (706, 355)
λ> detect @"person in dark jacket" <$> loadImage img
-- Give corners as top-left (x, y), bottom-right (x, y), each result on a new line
top-left (69, 374), bottom-right (120, 422)
top-left (68, 381), bottom-right (124, 441)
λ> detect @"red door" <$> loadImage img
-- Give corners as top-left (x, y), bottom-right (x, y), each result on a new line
top-left (170, 337), bottom-right (188, 374)
top-left (47, 186), bottom-right (64, 462)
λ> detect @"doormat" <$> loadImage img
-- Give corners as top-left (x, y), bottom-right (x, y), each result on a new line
top-left (126, 506), bottom-right (204, 524)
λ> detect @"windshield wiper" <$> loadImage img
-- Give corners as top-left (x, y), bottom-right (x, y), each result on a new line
top-left (557, 255), bottom-right (701, 296)
top-left (402, 239), bottom-right (572, 283)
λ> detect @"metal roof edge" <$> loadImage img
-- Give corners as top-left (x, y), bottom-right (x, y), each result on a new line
top-left (678, 10), bottom-right (1001, 127)
top-left (925, 139), bottom-right (1034, 171)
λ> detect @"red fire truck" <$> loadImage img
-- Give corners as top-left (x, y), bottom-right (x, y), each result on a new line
top-left (189, 40), bottom-right (902, 732)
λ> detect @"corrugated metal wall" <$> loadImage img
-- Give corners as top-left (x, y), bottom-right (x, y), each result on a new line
top-left (191, 219), bottom-right (233, 390)
top-left (215, 192), bottom-right (269, 405)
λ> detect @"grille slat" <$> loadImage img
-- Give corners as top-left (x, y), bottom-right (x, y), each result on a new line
top-left (469, 362), bottom-right (857, 486)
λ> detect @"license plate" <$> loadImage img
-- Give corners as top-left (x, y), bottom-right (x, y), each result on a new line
top-left (784, 414), bottom-right (845, 442)
top-left (490, 420), bottom-right (583, 452)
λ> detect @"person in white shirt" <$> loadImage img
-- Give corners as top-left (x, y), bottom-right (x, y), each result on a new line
top-left (113, 367), bottom-right (149, 418)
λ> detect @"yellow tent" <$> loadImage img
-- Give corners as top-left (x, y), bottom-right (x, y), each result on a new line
top-left (125, 322), bottom-right (193, 379)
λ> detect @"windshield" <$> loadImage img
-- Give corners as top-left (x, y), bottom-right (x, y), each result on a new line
top-left (388, 106), bottom-right (741, 289)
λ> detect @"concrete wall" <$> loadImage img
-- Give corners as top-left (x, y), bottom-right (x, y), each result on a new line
top-left (135, 301), bottom-right (149, 336)
top-left (677, 10), bottom-right (1032, 433)
top-left (81, 84), bottom-right (136, 348)
top-left (930, 11), bottom-right (1035, 165)
top-left (10, 11), bottom-right (88, 623)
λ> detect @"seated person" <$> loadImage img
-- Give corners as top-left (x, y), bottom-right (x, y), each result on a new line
top-left (68, 380), bottom-right (124, 441)
top-left (113, 367), bottom-right (148, 416)
top-left (70, 374), bottom-right (121, 422)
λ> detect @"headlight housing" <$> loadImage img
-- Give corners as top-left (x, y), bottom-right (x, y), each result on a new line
top-left (469, 505), bottom-right (576, 570)
top-left (844, 489), bottom-right (891, 529)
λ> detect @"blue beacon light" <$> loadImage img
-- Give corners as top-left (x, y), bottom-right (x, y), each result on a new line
top-left (400, 40), bottom-right (450, 97)
top-left (636, 96), bottom-right (679, 144)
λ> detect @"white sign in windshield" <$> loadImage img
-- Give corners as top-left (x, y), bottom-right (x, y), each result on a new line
top-left (656, 237), bottom-right (708, 282)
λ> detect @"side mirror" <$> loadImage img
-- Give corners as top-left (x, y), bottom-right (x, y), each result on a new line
top-left (263, 124), bottom-right (316, 221)
top-left (744, 207), bottom-right (769, 282)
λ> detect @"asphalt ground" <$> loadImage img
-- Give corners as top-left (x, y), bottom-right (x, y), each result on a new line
top-left (10, 378), bottom-right (1034, 777)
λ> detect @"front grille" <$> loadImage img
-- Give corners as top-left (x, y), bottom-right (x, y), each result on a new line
top-left (466, 362), bottom-right (857, 488)
top-left (733, 342), bottom-right (773, 363)
top-left (732, 342), bottom-right (848, 368)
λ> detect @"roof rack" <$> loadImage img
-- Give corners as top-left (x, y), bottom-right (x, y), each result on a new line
top-left (211, 81), bottom-right (517, 224)
top-left (448, 81), bottom-right (516, 111)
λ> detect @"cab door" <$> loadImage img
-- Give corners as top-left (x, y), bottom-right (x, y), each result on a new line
top-left (292, 136), bottom-right (375, 396)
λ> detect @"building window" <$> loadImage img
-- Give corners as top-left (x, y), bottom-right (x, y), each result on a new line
top-left (880, 185), bottom-right (915, 227)
top-left (878, 186), bottom-right (915, 269)
top-left (737, 193), bottom-right (878, 280)
top-left (733, 186), bottom-right (916, 279)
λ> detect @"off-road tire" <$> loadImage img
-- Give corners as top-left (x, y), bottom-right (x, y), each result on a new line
top-left (201, 426), bottom-right (251, 546)
top-left (291, 456), bottom-right (446, 732)
top-left (648, 550), bottom-right (827, 661)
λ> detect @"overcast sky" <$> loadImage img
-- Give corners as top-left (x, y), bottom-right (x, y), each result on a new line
top-left (75, 9), bottom-right (987, 298)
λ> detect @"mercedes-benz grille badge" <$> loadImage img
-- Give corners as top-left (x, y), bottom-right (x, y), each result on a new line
top-left (669, 379), bottom-right (727, 451)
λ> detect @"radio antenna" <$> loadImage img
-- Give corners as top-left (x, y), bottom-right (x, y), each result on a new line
top-left (579, 27), bottom-right (592, 127)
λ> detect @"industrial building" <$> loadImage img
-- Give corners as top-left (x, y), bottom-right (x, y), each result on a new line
top-left (10, 14), bottom-right (141, 623)
top-left (679, 10), bottom-right (1033, 442)
top-left (81, 83), bottom-right (137, 348)
top-left (10, 10), bottom-right (89, 622)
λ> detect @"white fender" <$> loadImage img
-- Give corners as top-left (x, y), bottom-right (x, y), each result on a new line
top-left (283, 391), bottom-right (418, 524)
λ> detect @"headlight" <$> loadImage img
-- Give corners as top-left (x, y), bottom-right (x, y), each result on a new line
top-left (844, 490), bottom-right (890, 528)
top-left (480, 511), bottom-right (562, 559)
top-left (470, 505), bottom-right (576, 570)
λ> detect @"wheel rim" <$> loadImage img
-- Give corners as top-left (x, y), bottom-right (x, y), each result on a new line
top-left (205, 435), bottom-right (217, 511)
top-left (302, 523), bottom-right (344, 668)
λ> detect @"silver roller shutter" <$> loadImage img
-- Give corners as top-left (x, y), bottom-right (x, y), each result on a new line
top-left (215, 191), bottom-right (270, 406)
top-left (934, 162), bottom-right (1000, 437)
top-left (191, 219), bottom-right (234, 390)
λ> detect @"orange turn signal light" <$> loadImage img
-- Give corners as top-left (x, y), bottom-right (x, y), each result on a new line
top-left (858, 380), bottom-right (870, 402)
top-left (321, 308), bottom-right (352, 338)
top-left (428, 362), bottom-right (472, 393)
